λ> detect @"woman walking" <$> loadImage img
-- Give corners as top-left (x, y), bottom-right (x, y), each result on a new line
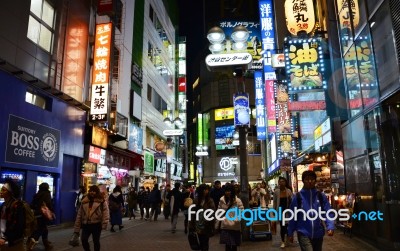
top-left (108, 185), bottom-right (125, 232)
top-left (74, 185), bottom-right (109, 251)
top-left (27, 183), bottom-right (54, 251)
top-left (273, 177), bottom-right (293, 248)
top-left (189, 184), bottom-right (215, 251)
top-left (216, 184), bottom-right (244, 251)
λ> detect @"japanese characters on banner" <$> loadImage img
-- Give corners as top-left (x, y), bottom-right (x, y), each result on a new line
top-left (275, 82), bottom-right (292, 157)
top-left (266, 80), bottom-right (276, 133)
top-left (258, 0), bottom-right (277, 80)
top-left (285, 38), bottom-right (326, 92)
top-left (337, 0), bottom-right (360, 31)
top-left (284, 0), bottom-right (316, 36)
top-left (215, 108), bottom-right (234, 121)
top-left (254, 71), bottom-right (266, 140)
top-left (233, 93), bottom-right (250, 127)
top-left (90, 23), bottom-right (112, 122)
top-left (154, 158), bottom-right (167, 178)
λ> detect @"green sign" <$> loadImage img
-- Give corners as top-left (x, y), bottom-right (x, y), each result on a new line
top-left (144, 151), bottom-right (154, 175)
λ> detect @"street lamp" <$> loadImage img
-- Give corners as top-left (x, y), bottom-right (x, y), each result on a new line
top-left (206, 25), bottom-right (251, 210)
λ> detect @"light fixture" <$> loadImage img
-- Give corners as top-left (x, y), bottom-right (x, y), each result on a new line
top-left (173, 117), bottom-right (183, 126)
top-left (163, 117), bottom-right (172, 125)
top-left (207, 27), bottom-right (225, 44)
top-left (233, 130), bottom-right (239, 140)
top-left (209, 43), bottom-right (225, 54)
top-left (231, 25), bottom-right (249, 43)
top-left (232, 41), bottom-right (247, 51)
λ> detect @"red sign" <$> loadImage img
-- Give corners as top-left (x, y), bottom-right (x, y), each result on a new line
top-left (265, 80), bottom-right (276, 133)
top-left (97, 0), bottom-right (114, 15)
top-left (288, 101), bottom-right (326, 111)
top-left (178, 77), bottom-right (186, 93)
top-left (88, 145), bottom-right (102, 164)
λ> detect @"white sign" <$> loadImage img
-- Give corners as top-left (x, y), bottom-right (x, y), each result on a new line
top-left (205, 52), bottom-right (252, 67)
top-left (163, 129), bottom-right (184, 136)
top-left (195, 151), bottom-right (208, 157)
top-left (90, 83), bottom-right (109, 115)
top-left (219, 157), bottom-right (233, 171)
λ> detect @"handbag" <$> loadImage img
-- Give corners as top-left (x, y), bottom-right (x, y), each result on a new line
top-left (41, 202), bottom-right (55, 221)
top-left (69, 232), bottom-right (80, 247)
top-left (187, 231), bottom-right (201, 250)
top-left (184, 193), bottom-right (193, 208)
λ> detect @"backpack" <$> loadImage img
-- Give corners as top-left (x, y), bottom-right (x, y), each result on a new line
top-left (12, 200), bottom-right (37, 237)
top-left (296, 191), bottom-right (324, 209)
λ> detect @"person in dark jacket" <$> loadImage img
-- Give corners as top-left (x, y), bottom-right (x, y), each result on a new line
top-left (27, 182), bottom-right (54, 251)
top-left (137, 186), bottom-right (150, 220)
top-left (189, 184), bottom-right (215, 251)
top-left (210, 180), bottom-right (224, 208)
top-left (0, 179), bottom-right (25, 250)
top-left (287, 171), bottom-right (334, 251)
top-left (148, 184), bottom-right (162, 221)
top-left (127, 187), bottom-right (138, 220)
top-left (167, 182), bottom-right (183, 233)
top-left (108, 185), bottom-right (124, 232)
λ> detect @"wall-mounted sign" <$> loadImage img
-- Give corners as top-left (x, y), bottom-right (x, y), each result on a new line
top-left (97, 0), bottom-right (114, 15)
top-left (6, 115), bottom-right (60, 168)
top-left (337, 0), bottom-right (360, 30)
top-left (217, 157), bottom-right (237, 177)
top-left (272, 54), bottom-right (285, 68)
top-left (90, 22), bottom-right (112, 122)
top-left (205, 52), bottom-right (252, 67)
top-left (233, 93), bottom-right (250, 127)
top-left (88, 145), bottom-right (106, 164)
top-left (266, 80), bottom-right (276, 132)
top-left (92, 126), bottom-right (108, 149)
top-left (154, 158), bottom-right (166, 178)
top-left (215, 108), bottom-right (234, 121)
top-left (285, 38), bottom-right (326, 92)
top-left (254, 71), bottom-right (266, 140)
top-left (131, 62), bottom-right (143, 85)
top-left (144, 151), bottom-right (154, 175)
top-left (163, 129), bottom-right (184, 136)
top-left (288, 100), bottom-right (326, 111)
top-left (285, 0), bottom-right (316, 36)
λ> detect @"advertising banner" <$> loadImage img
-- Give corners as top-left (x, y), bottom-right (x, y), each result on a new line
top-left (144, 151), bottom-right (154, 175)
top-left (6, 115), bottom-right (60, 168)
top-left (254, 71), bottom-right (266, 140)
top-left (233, 93), bottom-right (250, 127)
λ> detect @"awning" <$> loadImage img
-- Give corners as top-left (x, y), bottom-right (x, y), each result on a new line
top-left (107, 145), bottom-right (144, 170)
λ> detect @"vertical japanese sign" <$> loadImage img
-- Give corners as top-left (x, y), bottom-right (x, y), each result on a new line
top-left (233, 93), bottom-right (250, 127)
top-left (337, 0), bottom-right (360, 30)
top-left (284, 0), bottom-right (316, 36)
top-left (90, 23), bottom-right (112, 122)
top-left (285, 38), bottom-right (326, 92)
top-left (258, 0), bottom-right (277, 80)
top-left (144, 151), bottom-right (154, 175)
top-left (276, 82), bottom-right (292, 157)
top-left (254, 71), bottom-right (266, 140)
top-left (198, 114), bottom-right (203, 145)
top-left (266, 80), bottom-right (276, 132)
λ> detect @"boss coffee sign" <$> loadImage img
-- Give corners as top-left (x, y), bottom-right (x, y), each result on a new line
top-left (6, 115), bottom-right (60, 167)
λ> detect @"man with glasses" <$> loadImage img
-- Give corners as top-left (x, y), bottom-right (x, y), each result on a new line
top-left (287, 170), bottom-right (334, 251)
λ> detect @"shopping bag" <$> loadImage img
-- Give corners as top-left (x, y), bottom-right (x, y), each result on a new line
top-left (41, 202), bottom-right (55, 221)
top-left (69, 233), bottom-right (80, 247)
top-left (188, 231), bottom-right (201, 250)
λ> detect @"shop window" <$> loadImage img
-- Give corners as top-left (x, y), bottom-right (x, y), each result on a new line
top-left (27, 0), bottom-right (55, 53)
top-left (370, 1), bottom-right (400, 98)
top-left (147, 85), bottom-right (152, 102)
top-left (26, 90), bottom-right (50, 110)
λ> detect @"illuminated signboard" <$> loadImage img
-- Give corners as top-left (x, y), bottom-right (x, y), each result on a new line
top-left (285, 0), bottom-right (316, 36)
top-left (215, 108), bottom-right (234, 121)
top-left (198, 114), bottom-right (203, 145)
top-left (233, 93), bottom-right (250, 127)
top-left (337, 0), bottom-right (360, 30)
top-left (254, 71), bottom-right (266, 140)
top-left (205, 52), bottom-right (252, 67)
top-left (275, 82), bottom-right (292, 156)
top-left (90, 23), bottom-right (112, 122)
top-left (285, 38), bottom-right (326, 92)
top-left (215, 125), bottom-right (235, 147)
top-left (144, 151), bottom-right (154, 175)
top-left (266, 80), bottom-right (276, 132)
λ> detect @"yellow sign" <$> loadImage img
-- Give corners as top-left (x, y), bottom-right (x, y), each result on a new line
top-left (215, 108), bottom-right (234, 121)
top-left (285, 0), bottom-right (315, 35)
top-left (337, 0), bottom-right (359, 29)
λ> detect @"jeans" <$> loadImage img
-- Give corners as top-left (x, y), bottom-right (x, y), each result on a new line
top-left (297, 232), bottom-right (323, 251)
top-left (279, 221), bottom-right (288, 242)
top-left (81, 223), bottom-right (102, 251)
top-left (149, 203), bottom-right (160, 221)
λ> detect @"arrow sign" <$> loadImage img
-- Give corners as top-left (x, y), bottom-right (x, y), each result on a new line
top-left (163, 129), bottom-right (184, 136)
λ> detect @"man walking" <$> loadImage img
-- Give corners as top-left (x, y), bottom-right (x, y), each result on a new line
top-left (167, 182), bottom-right (183, 233)
top-left (287, 171), bottom-right (334, 251)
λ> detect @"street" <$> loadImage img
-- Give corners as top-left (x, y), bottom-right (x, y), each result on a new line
top-left (30, 213), bottom-right (380, 251)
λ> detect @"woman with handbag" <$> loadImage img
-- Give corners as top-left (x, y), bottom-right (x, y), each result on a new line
top-left (74, 185), bottom-right (109, 251)
top-left (273, 177), bottom-right (293, 248)
top-left (188, 184), bottom-right (215, 251)
top-left (182, 185), bottom-right (194, 234)
top-left (27, 182), bottom-right (54, 251)
top-left (216, 184), bottom-right (244, 251)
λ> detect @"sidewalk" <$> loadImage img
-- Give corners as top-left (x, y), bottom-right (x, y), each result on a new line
top-left (30, 213), bottom-right (380, 251)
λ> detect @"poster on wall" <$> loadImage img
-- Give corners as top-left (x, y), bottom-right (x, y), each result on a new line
top-left (5, 115), bottom-right (60, 168)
